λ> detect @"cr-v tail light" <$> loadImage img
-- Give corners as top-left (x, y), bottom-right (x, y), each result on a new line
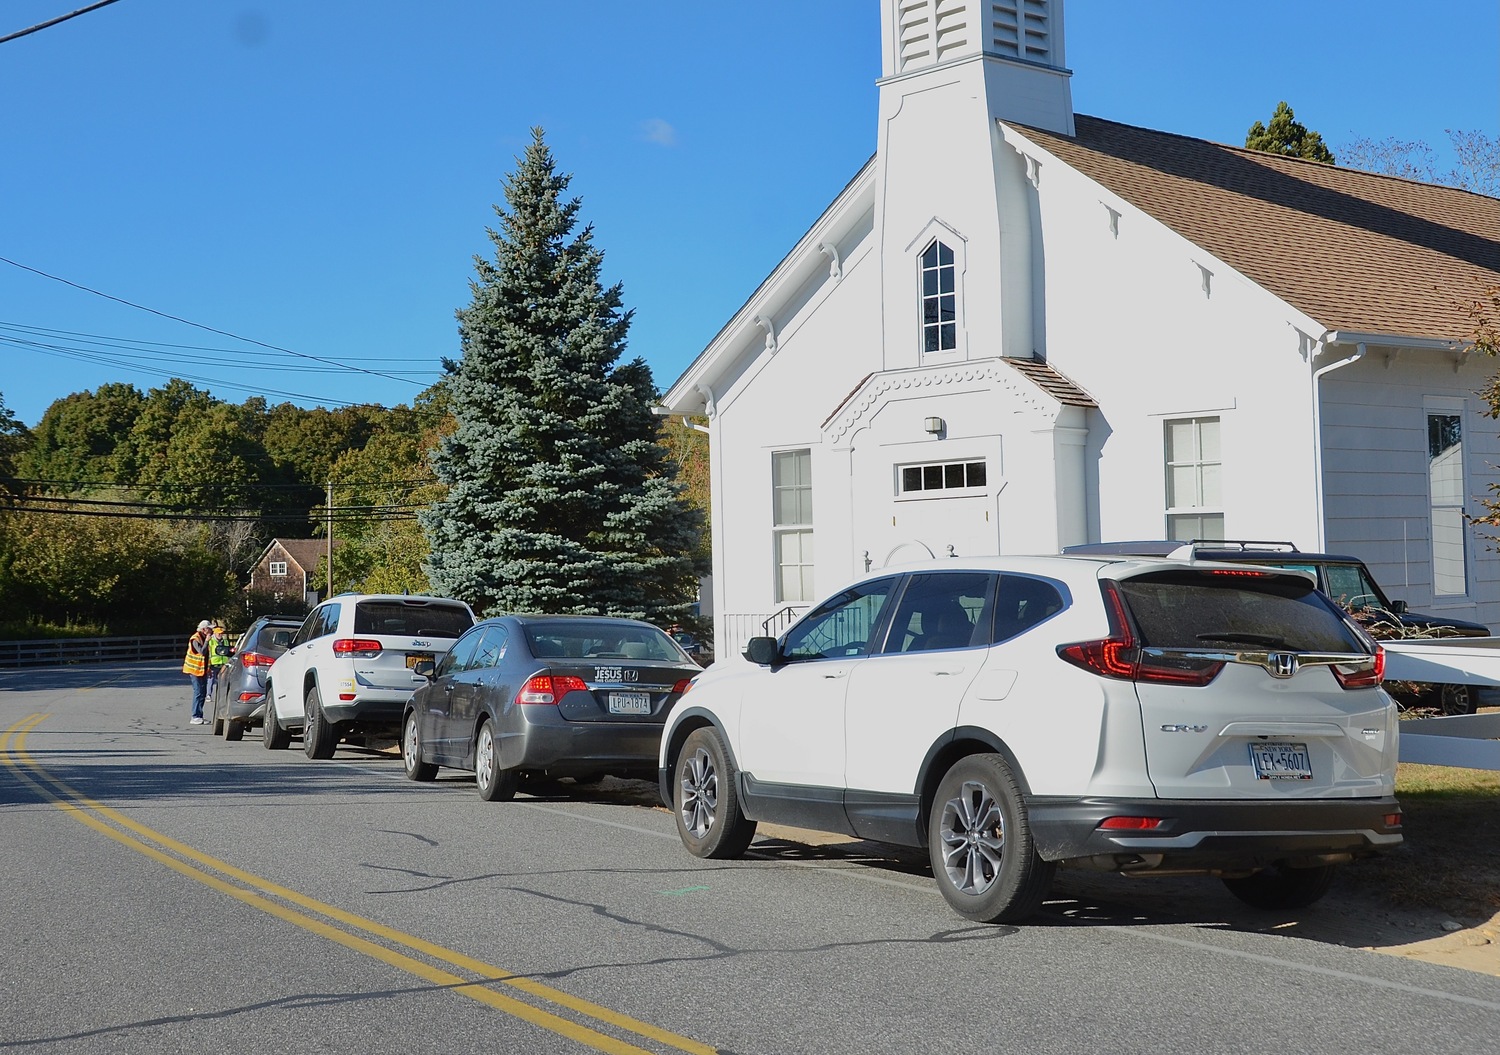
top-left (1056, 581), bottom-right (1225, 687)
top-left (1331, 645), bottom-right (1385, 689)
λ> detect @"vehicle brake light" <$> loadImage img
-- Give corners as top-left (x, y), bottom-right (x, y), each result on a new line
top-left (239, 651), bottom-right (273, 667)
top-left (237, 692), bottom-right (264, 702)
top-left (1056, 582), bottom-right (1224, 686)
top-left (1383, 812), bottom-right (1403, 828)
top-left (332, 639), bottom-right (383, 658)
top-left (671, 679), bottom-right (693, 695)
top-left (516, 674), bottom-right (589, 705)
top-left (1332, 645), bottom-right (1385, 689)
top-left (1205, 568), bottom-right (1273, 577)
top-left (1098, 816), bottom-right (1163, 830)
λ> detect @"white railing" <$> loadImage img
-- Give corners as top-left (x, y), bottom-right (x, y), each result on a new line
top-left (718, 607), bottom-right (808, 661)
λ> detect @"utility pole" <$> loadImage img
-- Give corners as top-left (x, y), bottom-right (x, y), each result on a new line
top-left (326, 480), bottom-right (333, 597)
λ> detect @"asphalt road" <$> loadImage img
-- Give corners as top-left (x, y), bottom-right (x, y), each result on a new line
top-left (3, 662), bottom-right (1498, 1054)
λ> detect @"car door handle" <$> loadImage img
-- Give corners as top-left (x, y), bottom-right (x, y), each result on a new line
top-left (822, 670), bottom-right (849, 680)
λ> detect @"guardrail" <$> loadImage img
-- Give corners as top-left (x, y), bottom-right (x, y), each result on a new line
top-left (0, 635), bottom-right (181, 669)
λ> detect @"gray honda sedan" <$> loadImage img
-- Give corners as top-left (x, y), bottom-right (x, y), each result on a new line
top-left (401, 615), bottom-right (701, 800)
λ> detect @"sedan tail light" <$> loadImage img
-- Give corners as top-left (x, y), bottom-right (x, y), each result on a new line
top-left (332, 639), bottom-right (383, 658)
top-left (671, 679), bottom-right (693, 695)
top-left (516, 674), bottom-right (589, 705)
top-left (1056, 581), bottom-right (1224, 687)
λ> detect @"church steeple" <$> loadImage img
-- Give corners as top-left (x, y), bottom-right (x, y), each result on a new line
top-left (881, 0), bottom-right (1074, 135)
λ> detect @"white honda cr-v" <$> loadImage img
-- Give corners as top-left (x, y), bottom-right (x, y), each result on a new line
top-left (659, 555), bottom-right (1401, 923)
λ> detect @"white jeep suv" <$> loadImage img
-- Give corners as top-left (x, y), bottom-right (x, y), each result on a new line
top-left (659, 555), bottom-right (1401, 923)
top-left (265, 593), bottom-right (475, 759)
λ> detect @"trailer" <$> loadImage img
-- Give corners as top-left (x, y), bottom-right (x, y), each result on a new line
top-left (1383, 637), bottom-right (1500, 771)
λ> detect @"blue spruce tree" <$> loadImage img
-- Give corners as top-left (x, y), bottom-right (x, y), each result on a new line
top-left (423, 129), bottom-right (704, 622)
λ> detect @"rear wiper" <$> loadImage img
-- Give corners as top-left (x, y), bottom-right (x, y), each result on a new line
top-left (1195, 632), bottom-right (1289, 647)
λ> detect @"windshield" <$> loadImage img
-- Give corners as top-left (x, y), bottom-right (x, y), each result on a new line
top-left (1118, 570), bottom-right (1367, 653)
top-left (525, 621), bottom-right (687, 662)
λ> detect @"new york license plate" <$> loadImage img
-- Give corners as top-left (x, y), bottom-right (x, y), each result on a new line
top-left (1249, 741), bottom-right (1312, 780)
top-left (607, 692), bottom-right (651, 715)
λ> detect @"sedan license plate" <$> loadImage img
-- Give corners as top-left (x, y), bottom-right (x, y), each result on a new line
top-left (607, 692), bottom-right (652, 716)
top-left (405, 652), bottom-right (434, 670)
top-left (1249, 741), bottom-right (1312, 780)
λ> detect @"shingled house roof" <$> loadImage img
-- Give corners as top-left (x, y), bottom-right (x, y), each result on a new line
top-left (269, 538), bottom-right (334, 572)
top-left (1015, 115), bottom-right (1500, 343)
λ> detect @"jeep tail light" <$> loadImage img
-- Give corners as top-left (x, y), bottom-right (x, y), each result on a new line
top-left (239, 651), bottom-right (274, 667)
top-left (1057, 581), bottom-right (1224, 687)
top-left (516, 674), bottom-right (588, 705)
top-left (1331, 645), bottom-right (1385, 689)
top-left (332, 639), bottom-right (382, 658)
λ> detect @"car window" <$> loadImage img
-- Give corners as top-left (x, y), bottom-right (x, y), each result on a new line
top-left (783, 577), bottom-right (897, 661)
top-left (1322, 564), bottom-right (1384, 611)
top-left (436, 626), bottom-right (485, 677)
top-left (473, 626), bottom-right (509, 668)
top-left (991, 575), bottom-right (1066, 643)
top-left (525, 621), bottom-right (684, 662)
top-left (354, 601), bottom-right (473, 638)
top-left (255, 625), bottom-right (296, 655)
top-left (883, 572), bottom-right (992, 653)
top-left (1117, 570), bottom-right (1365, 652)
top-left (291, 608), bottom-right (324, 647)
top-left (316, 603), bottom-right (341, 639)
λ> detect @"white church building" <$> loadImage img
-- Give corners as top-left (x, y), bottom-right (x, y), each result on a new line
top-left (659, 0), bottom-right (1500, 656)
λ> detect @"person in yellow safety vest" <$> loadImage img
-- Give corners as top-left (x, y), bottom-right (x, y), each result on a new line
top-left (207, 624), bottom-right (231, 702)
top-left (183, 619), bottom-right (212, 725)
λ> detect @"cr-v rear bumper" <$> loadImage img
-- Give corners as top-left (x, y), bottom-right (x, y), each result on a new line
top-left (1027, 795), bottom-right (1403, 865)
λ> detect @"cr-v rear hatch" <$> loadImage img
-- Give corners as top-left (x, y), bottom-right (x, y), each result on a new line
top-left (1075, 565), bottom-right (1395, 800)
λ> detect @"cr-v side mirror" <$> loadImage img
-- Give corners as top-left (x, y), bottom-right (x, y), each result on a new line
top-left (743, 637), bottom-right (782, 667)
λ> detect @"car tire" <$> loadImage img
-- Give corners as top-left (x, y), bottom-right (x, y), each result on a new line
top-left (303, 685), bottom-right (338, 760)
top-left (262, 686), bottom-right (291, 750)
top-left (1440, 684), bottom-right (1477, 716)
top-left (210, 692), bottom-right (224, 736)
top-left (673, 726), bottom-right (757, 859)
top-left (1222, 863), bottom-right (1337, 910)
top-left (223, 720), bottom-right (244, 743)
top-left (928, 753), bottom-right (1055, 924)
top-left (402, 711), bottom-right (437, 782)
top-left (474, 721), bottom-right (518, 801)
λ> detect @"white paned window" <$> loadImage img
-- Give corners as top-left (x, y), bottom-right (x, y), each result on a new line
top-left (269, 561), bottom-right (288, 577)
top-left (1164, 417), bottom-right (1223, 541)
top-left (898, 459), bottom-right (988, 496)
top-left (1428, 412), bottom-right (1468, 596)
top-left (772, 450), bottom-right (814, 603)
top-left (920, 240), bottom-right (957, 353)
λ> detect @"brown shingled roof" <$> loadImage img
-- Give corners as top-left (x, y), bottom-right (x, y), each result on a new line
top-left (1004, 357), bottom-right (1097, 407)
top-left (1014, 115), bottom-right (1500, 343)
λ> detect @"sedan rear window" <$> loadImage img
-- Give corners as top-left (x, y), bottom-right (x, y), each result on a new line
top-left (526, 622), bottom-right (685, 662)
top-left (354, 601), bottom-right (473, 639)
top-left (1118, 570), bottom-right (1365, 653)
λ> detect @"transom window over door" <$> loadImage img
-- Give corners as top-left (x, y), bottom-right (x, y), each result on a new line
top-left (772, 449), bottom-right (814, 604)
top-left (920, 240), bottom-right (956, 353)
top-left (1164, 417), bottom-right (1223, 541)
top-left (1428, 411), bottom-right (1468, 596)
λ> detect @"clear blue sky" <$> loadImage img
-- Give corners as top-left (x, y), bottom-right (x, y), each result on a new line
top-left (2, 0), bottom-right (1495, 428)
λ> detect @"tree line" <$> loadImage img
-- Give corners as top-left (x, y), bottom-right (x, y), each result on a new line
top-left (0, 130), bottom-right (709, 640)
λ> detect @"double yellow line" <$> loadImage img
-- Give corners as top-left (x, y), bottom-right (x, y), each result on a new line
top-left (2, 714), bottom-right (714, 1055)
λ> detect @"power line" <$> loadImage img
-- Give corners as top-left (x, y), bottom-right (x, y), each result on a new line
top-left (8, 476), bottom-right (438, 491)
top-left (0, 321), bottom-right (438, 365)
top-left (0, 0), bottom-right (123, 46)
top-left (0, 254), bottom-right (429, 386)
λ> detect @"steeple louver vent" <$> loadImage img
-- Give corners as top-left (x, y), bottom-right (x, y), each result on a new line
top-left (990, 0), bottom-right (1052, 64)
top-left (897, 0), bottom-right (971, 71)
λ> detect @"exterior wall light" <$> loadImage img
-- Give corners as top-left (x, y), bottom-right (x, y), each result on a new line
top-left (924, 416), bottom-right (945, 435)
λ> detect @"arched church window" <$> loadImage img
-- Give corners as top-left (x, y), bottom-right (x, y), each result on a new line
top-left (920, 240), bottom-right (956, 353)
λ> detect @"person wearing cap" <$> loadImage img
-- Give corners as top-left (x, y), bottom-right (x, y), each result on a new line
top-left (182, 619), bottom-right (213, 725)
top-left (206, 623), bottom-right (232, 701)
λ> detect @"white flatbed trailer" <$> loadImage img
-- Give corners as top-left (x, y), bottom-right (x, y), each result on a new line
top-left (1383, 637), bottom-right (1500, 770)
